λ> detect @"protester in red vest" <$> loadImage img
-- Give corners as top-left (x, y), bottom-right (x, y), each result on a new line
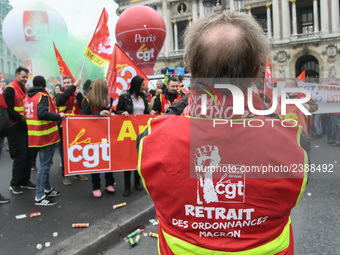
top-left (138, 13), bottom-right (307, 254)
top-left (151, 77), bottom-right (182, 114)
top-left (82, 79), bottom-right (116, 198)
top-left (4, 67), bottom-right (36, 195)
top-left (56, 76), bottom-right (88, 185)
top-left (25, 76), bottom-right (65, 206)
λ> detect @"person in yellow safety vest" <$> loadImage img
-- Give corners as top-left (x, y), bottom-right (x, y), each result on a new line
top-left (150, 77), bottom-right (182, 114)
top-left (25, 76), bottom-right (65, 206)
top-left (137, 13), bottom-right (308, 255)
top-left (4, 67), bottom-right (36, 195)
top-left (56, 76), bottom-right (88, 185)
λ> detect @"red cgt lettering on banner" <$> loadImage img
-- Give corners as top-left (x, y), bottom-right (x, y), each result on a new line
top-left (63, 115), bottom-right (153, 176)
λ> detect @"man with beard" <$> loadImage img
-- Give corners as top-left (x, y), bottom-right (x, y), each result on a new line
top-left (4, 67), bottom-right (36, 194)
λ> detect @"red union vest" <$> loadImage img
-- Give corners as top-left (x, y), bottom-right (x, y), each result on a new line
top-left (178, 86), bottom-right (190, 97)
top-left (7, 80), bottom-right (27, 124)
top-left (160, 93), bottom-right (182, 114)
top-left (25, 91), bottom-right (60, 147)
top-left (138, 115), bottom-right (307, 255)
top-left (56, 91), bottom-right (81, 115)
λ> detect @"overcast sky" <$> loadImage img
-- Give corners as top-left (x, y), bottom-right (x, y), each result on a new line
top-left (8, 0), bottom-right (119, 40)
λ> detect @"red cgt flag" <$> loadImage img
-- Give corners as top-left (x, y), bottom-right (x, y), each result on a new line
top-left (264, 57), bottom-right (273, 102)
top-left (0, 72), bottom-right (5, 81)
top-left (53, 42), bottom-right (76, 83)
top-left (106, 43), bottom-right (149, 110)
top-left (84, 8), bottom-right (112, 67)
top-left (296, 70), bottom-right (306, 82)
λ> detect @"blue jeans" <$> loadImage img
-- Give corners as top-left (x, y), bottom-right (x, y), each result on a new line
top-left (36, 144), bottom-right (56, 200)
top-left (329, 114), bottom-right (340, 142)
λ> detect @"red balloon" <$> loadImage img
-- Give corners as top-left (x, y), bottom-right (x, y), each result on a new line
top-left (115, 6), bottom-right (166, 76)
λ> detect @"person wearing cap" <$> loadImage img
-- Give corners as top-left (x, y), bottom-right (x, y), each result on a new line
top-left (55, 76), bottom-right (88, 185)
top-left (25, 75), bottom-right (65, 206)
top-left (4, 67), bottom-right (36, 195)
top-left (138, 13), bottom-right (307, 254)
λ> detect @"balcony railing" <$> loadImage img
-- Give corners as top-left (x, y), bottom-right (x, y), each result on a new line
top-left (290, 32), bottom-right (321, 42)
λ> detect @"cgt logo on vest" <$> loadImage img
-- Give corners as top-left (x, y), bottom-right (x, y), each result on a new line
top-left (66, 118), bottom-right (111, 172)
top-left (195, 145), bottom-right (246, 204)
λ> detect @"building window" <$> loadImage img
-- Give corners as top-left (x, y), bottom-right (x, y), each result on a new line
top-left (251, 6), bottom-right (268, 35)
top-left (0, 59), bottom-right (3, 72)
top-left (177, 20), bottom-right (188, 50)
top-left (7, 60), bottom-right (10, 74)
top-left (299, 8), bottom-right (313, 34)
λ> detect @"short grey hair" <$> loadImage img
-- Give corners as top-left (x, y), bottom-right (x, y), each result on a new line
top-left (184, 12), bottom-right (269, 82)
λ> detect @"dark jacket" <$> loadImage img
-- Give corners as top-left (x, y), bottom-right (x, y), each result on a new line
top-left (56, 85), bottom-right (83, 109)
top-left (116, 92), bottom-right (149, 114)
top-left (82, 97), bottom-right (112, 115)
top-left (27, 87), bottom-right (61, 122)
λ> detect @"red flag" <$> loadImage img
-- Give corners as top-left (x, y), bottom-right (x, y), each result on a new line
top-left (106, 43), bottom-right (149, 110)
top-left (53, 42), bottom-right (76, 83)
top-left (264, 57), bottom-right (273, 101)
top-left (296, 70), bottom-right (306, 82)
top-left (0, 72), bottom-right (5, 81)
top-left (84, 8), bottom-right (112, 67)
top-left (24, 60), bottom-right (33, 80)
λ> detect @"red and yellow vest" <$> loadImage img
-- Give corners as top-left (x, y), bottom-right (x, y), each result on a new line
top-left (0, 84), bottom-right (7, 108)
top-left (178, 86), bottom-right (190, 97)
top-left (7, 80), bottom-right (26, 124)
top-left (56, 91), bottom-right (81, 115)
top-left (138, 115), bottom-right (307, 255)
top-left (160, 93), bottom-right (182, 114)
top-left (25, 91), bottom-right (60, 147)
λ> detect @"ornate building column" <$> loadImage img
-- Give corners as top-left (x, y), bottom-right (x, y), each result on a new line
top-left (230, 0), bottom-right (235, 12)
top-left (272, 0), bottom-right (281, 40)
top-left (199, 0), bottom-right (205, 18)
top-left (162, 0), bottom-right (172, 56)
top-left (192, 0), bottom-right (198, 21)
top-left (173, 21), bottom-right (179, 51)
top-left (331, 0), bottom-right (340, 33)
top-left (291, 0), bottom-right (297, 35)
top-left (266, 4), bottom-right (272, 39)
top-left (282, 0), bottom-right (291, 39)
top-left (320, 0), bottom-right (329, 35)
top-left (313, 0), bottom-right (319, 33)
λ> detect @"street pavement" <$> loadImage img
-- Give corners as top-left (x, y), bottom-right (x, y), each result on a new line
top-left (0, 140), bottom-right (155, 255)
top-left (0, 136), bottom-right (339, 255)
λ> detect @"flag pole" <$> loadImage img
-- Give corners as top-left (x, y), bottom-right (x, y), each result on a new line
top-left (79, 56), bottom-right (87, 79)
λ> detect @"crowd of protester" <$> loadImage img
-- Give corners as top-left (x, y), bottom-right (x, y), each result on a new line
top-left (0, 66), bottom-right (339, 205)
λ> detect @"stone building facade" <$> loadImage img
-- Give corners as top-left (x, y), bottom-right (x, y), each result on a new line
top-left (115, 0), bottom-right (340, 81)
top-left (0, 0), bottom-right (22, 82)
